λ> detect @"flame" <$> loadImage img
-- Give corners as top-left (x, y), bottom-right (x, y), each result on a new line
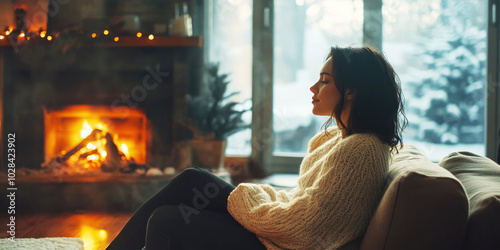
top-left (87, 155), bottom-right (99, 161)
top-left (81, 121), bottom-right (92, 138)
top-left (120, 144), bottom-right (129, 159)
top-left (63, 119), bottom-right (136, 171)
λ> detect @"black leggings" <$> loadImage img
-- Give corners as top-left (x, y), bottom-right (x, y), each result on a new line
top-left (106, 167), bottom-right (267, 250)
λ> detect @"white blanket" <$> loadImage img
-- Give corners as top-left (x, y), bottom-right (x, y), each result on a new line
top-left (0, 237), bottom-right (84, 250)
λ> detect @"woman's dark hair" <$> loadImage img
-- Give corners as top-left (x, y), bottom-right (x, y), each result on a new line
top-left (323, 46), bottom-right (407, 152)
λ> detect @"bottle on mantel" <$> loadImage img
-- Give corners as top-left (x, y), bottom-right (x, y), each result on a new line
top-left (171, 2), bottom-right (193, 36)
top-left (181, 2), bottom-right (193, 36)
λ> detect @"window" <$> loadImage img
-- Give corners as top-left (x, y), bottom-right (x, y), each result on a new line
top-left (207, 0), bottom-right (253, 156)
top-left (273, 0), bottom-right (363, 156)
top-left (208, 0), bottom-right (499, 171)
top-left (382, 0), bottom-right (488, 161)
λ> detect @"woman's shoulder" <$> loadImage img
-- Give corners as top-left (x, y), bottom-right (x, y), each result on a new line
top-left (307, 127), bottom-right (341, 153)
top-left (339, 132), bottom-right (389, 158)
top-left (344, 132), bottom-right (383, 144)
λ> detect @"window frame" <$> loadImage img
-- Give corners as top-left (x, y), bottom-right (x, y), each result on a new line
top-left (487, 0), bottom-right (500, 161)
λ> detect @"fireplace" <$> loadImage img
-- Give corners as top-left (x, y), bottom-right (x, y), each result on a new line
top-left (43, 105), bottom-right (150, 173)
top-left (0, 37), bottom-right (203, 172)
top-left (0, 37), bottom-right (206, 212)
top-left (0, 1), bottom-right (209, 213)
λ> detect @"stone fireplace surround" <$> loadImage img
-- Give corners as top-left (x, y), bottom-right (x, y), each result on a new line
top-left (1, 38), bottom-right (202, 170)
top-left (0, 37), bottom-right (204, 212)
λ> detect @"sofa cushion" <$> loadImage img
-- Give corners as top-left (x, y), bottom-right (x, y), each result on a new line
top-left (360, 145), bottom-right (468, 250)
top-left (439, 151), bottom-right (500, 250)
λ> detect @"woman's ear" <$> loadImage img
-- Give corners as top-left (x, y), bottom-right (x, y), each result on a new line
top-left (345, 89), bottom-right (356, 101)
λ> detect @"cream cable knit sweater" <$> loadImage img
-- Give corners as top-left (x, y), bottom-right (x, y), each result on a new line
top-left (227, 127), bottom-right (389, 250)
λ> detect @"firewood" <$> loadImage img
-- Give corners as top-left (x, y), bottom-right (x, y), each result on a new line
top-left (57, 129), bottom-right (103, 162)
top-left (78, 149), bottom-right (99, 160)
top-left (101, 132), bottom-right (125, 172)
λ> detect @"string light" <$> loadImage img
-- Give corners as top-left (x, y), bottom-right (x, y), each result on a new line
top-left (5, 29), bottom-right (175, 44)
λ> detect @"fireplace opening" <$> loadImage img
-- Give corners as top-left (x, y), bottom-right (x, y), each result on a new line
top-left (43, 105), bottom-right (150, 174)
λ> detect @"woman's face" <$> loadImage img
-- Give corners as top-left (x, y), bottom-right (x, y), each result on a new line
top-left (310, 57), bottom-right (342, 116)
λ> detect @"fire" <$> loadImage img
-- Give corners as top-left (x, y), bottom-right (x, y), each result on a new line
top-left (120, 144), bottom-right (129, 159)
top-left (62, 120), bottom-right (133, 172)
top-left (44, 105), bottom-right (149, 172)
top-left (81, 121), bottom-right (92, 138)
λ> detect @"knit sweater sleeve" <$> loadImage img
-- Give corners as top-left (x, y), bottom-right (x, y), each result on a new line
top-left (227, 134), bottom-right (388, 249)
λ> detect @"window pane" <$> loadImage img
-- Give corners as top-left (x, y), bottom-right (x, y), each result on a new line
top-left (273, 0), bottom-right (364, 155)
top-left (209, 0), bottom-right (253, 155)
top-left (382, 0), bottom-right (487, 161)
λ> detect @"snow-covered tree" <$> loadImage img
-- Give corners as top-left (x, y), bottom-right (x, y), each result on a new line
top-left (407, 25), bottom-right (486, 144)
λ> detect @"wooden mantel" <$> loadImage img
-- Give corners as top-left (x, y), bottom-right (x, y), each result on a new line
top-left (0, 35), bottom-right (203, 48)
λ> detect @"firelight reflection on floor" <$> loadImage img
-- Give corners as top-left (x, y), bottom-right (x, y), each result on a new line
top-left (78, 225), bottom-right (108, 250)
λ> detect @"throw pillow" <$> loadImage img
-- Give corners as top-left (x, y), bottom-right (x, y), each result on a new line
top-left (439, 151), bottom-right (500, 250)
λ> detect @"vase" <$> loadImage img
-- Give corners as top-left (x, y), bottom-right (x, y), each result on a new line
top-left (190, 140), bottom-right (227, 172)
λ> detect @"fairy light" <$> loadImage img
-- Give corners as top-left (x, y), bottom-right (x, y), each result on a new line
top-left (0, 35), bottom-right (4, 40)
top-left (8, 29), bottom-right (169, 44)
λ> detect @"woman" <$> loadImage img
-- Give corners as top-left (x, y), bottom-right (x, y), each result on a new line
top-left (106, 46), bottom-right (406, 250)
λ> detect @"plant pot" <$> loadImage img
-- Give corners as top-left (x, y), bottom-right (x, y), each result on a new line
top-left (190, 140), bottom-right (227, 172)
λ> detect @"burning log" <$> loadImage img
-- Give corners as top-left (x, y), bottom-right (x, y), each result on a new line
top-left (78, 149), bottom-right (99, 160)
top-left (101, 132), bottom-right (127, 172)
top-left (43, 125), bottom-right (142, 174)
top-left (56, 129), bottom-right (103, 162)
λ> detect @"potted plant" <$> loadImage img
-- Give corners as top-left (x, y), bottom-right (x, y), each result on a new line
top-left (185, 63), bottom-right (251, 171)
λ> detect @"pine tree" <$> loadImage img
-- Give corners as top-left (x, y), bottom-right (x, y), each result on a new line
top-left (408, 26), bottom-right (486, 144)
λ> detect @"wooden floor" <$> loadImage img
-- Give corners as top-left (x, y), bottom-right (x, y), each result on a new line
top-left (0, 211), bottom-right (132, 250)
